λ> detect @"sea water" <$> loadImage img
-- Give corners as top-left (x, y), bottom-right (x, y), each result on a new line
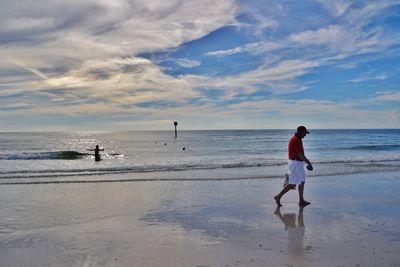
top-left (0, 129), bottom-right (399, 184)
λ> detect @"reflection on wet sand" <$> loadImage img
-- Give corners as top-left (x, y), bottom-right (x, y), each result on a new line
top-left (274, 206), bottom-right (311, 254)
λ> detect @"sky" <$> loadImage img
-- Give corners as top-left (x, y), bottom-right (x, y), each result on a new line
top-left (1, 0), bottom-right (400, 131)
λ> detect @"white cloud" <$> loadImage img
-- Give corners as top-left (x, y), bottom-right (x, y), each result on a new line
top-left (212, 60), bottom-right (319, 93)
top-left (173, 59), bottom-right (320, 100)
top-left (1, 0), bottom-right (237, 58)
top-left (0, 0), bottom-right (237, 116)
top-left (174, 58), bottom-right (201, 68)
top-left (336, 62), bottom-right (359, 69)
top-left (207, 1), bottom-right (400, 73)
top-left (389, 108), bottom-right (400, 122)
top-left (289, 25), bottom-right (347, 47)
top-left (350, 74), bottom-right (387, 83)
top-left (1, 0), bottom-right (400, 130)
top-left (288, 24), bottom-right (391, 58)
top-left (233, 60), bottom-right (318, 82)
top-left (318, 0), bottom-right (351, 17)
top-left (376, 92), bottom-right (400, 101)
top-left (206, 41), bottom-right (282, 57)
top-left (0, 17), bottom-right (58, 32)
top-left (344, 1), bottom-right (400, 26)
top-left (210, 97), bottom-right (400, 128)
top-left (233, 3), bottom-right (278, 36)
top-left (206, 46), bottom-right (245, 57)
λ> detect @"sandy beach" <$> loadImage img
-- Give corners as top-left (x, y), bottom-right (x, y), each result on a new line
top-left (3, 0), bottom-right (400, 265)
top-left (0, 171), bottom-right (399, 267)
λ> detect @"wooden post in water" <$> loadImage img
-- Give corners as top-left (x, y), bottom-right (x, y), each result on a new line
top-left (174, 121), bottom-right (178, 139)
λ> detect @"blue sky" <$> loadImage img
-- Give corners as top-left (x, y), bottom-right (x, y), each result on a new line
top-left (0, 0), bottom-right (399, 131)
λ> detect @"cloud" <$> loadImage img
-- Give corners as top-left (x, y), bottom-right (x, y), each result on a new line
top-left (234, 59), bottom-right (318, 82)
top-left (206, 46), bottom-right (246, 57)
top-left (376, 92), bottom-right (400, 101)
top-left (1, 0), bottom-right (237, 61)
top-left (208, 97), bottom-right (400, 128)
top-left (232, 2), bottom-right (278, 36)
top-left (0, 54), bottom-right (203, 117)
top-left (318, 0), bottom-right (351, 17)
top-left (0, 0), bottom-right (237, 114)
top-left (350, 74), bottom-right (387, 83)
top-left (1, 0), bottom-right (400, 130)
top-left (142, 58), bottom-right (318, 106)
top-left (207, 0), bottom-right (400, 78)
top-left (344, 1), bottom-right (400, 26)
top-left (336, 62), bottom-right (359, 69)
top-left (206, 41), bottom-right (282, 57)
top-left (11, 60), bottom-right (50, 80)
top-left (288, 24), bottom-right (391, 58)
top-left (389, 108), bottom-right (400, 122)
top-left (44, 56), bottom-right (200, 108)
top-left (289, 25), bottom-right (347, 47)
top-left (173, 58), bottom-right (201, 68)
top-left (209, 59), bottom-right (320, 95)
top-left (0, 17), bottom-right (58, 33)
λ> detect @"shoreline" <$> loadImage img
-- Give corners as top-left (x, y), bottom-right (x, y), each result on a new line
top-left (0, 171), bottom-right (399, 266)
top-left (1, 167), bottom-right (400, 185)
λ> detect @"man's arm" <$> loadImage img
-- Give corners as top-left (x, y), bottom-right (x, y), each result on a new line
top-left (297, 152), bottom-right (312, 166)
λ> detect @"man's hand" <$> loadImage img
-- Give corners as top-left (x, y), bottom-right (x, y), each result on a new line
top-left (306, 164), bottom-right (313, 171)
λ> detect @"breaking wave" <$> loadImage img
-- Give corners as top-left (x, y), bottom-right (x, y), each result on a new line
top-left (0, 157), bottom-right (400, 182)
top-left (0, 151), bottom-right (124, 160)
top-left (0, 151), bottom-right (90, 160)
top-left (345, 144), bottom-right (400, 151)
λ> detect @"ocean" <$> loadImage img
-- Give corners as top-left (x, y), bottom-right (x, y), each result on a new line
top-left (0, 129), bottom-right (399, 184)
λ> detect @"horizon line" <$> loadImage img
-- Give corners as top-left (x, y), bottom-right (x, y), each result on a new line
top-left (1, 128), bottom-right (399, 133)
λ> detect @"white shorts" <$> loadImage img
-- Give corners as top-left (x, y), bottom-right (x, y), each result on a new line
top-left (288, 160), bottom-right (306, 185)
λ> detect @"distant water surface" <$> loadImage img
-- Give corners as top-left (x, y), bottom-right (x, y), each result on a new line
top-left (0, 129), bottom-right (399, 184)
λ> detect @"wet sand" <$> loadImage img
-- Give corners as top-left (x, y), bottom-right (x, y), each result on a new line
top-left (0, 171), bottom-right (399, 267)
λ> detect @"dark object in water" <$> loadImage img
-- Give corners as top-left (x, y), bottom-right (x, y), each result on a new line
top-left (55, 151), bottom-right (87, 160)
top-left (174, 121), bottom-right (178, 139)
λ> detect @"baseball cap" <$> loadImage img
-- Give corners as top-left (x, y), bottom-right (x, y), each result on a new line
top-left (297, 125), bottom-right (310, 134)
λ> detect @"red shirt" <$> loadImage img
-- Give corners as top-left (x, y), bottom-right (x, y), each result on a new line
top-left (288, 135), bottom-right (304, 160)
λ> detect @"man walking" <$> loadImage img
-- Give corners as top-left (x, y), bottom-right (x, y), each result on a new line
top-left (274, 126), bottom-right (313, 206)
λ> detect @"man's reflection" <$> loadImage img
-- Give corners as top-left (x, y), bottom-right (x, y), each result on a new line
top-left (274, 206), bottom-right (311, 254)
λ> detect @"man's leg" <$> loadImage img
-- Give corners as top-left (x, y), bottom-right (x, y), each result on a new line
top-left (274, 184), bottom-right (296, 206)
top-left (298, 182), bottom-right (310, 206)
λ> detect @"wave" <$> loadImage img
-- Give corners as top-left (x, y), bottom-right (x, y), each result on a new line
top-left (0, 176), bottom-right (300, 185)
top-left (0, 151), bottom-right (91, 160)
top-left (1, 157), bottom-right (400, 180)
top-left (0, 161), bottom-right (286, 177)
top-left (1, 168), bottom-right (400, 185)
top-left (346, 144), bottom-right (400, 151)
top-left (0, 151), bottom-right (124, 160)
top-left (316, 157), bottom-right (400, 164)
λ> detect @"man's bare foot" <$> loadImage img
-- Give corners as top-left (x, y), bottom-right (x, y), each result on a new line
top-left (274, 195), bottom-right (282, 207)
top-left (299, 200), bottom-right (310, 206)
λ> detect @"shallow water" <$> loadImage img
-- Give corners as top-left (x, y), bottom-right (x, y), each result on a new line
top-left (0, 171), bottom-right (399, 266)
top-left (1, 129), bottom-right (399, 184)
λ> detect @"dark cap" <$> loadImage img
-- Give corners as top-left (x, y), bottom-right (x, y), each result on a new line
top-left (297, 126), bottom-right (310, 134)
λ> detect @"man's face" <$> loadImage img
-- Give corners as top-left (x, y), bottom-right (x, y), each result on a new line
top-left (299, 131), bottom-right (307, 138)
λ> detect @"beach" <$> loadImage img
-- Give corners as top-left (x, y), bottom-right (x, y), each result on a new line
top-left (1, 171), bottom-right (399, 267)
top-left (3, 0), bottom-right (400, 266)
